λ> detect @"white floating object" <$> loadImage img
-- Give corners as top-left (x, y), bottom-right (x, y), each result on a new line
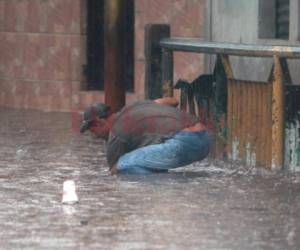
top-left (62, 180), bottom-right (79, 204)
top-left (16, 149), bottom-right (27, 159)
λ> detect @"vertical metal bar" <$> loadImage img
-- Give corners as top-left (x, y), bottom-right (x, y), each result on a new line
top-left (162, 49), bottom-right (174, 97)
top-left (250, 82), bottom-right (258, 166)
top-left (266, 82), bottom-right (273, 166)
top-left (243, 82), bottom-right (249, 165)
top-left (219, 54), bottom-right (234, 160)
top-left (256, 82), bottom-right (263, 165)
top-left (240, 81), bottom-right (246, 163)
top-left (261, 83), bottom-right (269, 165)
top-left (279, 58), bottom-right (292, 84)
top-left (229, 79), bottom-right (237, 160)
top-left (266, 64), bottom-right (275, 167)
top-left (219, 54), bottom-right (234, 79)
top-left (145, 24), bottom-right (170, 99)
top-left (271, 55), bottom-right (285, 170)
top-left (227, 79), bottom-right (232, 159)
top-left (104, 0), bottom-right (126, 112)
top-left (188, 90), bottom-right (195, 115)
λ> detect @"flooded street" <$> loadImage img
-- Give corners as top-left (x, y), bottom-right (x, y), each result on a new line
top-left (1, 107), bottom-right (300, 250)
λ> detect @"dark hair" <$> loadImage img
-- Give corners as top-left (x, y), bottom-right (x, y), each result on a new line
top-left (80, 103), bottom-right (111, 133)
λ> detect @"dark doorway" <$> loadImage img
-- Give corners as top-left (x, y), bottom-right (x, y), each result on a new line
top-left (86, 0), bottom-right (104, 90)
top-left (123, 0), bottom-right (135, 92)
top-left (86, 0), bottom-right (134, 91)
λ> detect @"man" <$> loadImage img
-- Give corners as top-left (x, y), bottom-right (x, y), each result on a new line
top-left (80, 97), bottom-right (210, 175)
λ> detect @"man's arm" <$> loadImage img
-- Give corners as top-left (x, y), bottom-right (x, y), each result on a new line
top-left (154, 97), bottom-right (179, 107)
top-left (106, 135), bottom-right (128, 171)
top-left (110, 164), bottom-right (118, 175)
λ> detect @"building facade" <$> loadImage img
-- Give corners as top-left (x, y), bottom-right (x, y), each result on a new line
top-left (206, 0), bottom-right (300, 82)
top-left (0, 0), bottom-right (205, 112)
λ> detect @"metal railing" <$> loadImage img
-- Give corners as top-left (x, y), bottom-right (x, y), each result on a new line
top-left (160, 38), bottom-right (300, 170)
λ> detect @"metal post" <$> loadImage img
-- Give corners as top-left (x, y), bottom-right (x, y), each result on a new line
top-left (271, 55), bottom-right (285, 170)
top-left (145, 24), bottom-right (170, 99)
top-left (161, 49), bottom-right (174, 97)
top-left (219, 54), bottom-right (233, 159)
top-left (104, 0), bottom-right (126, 112)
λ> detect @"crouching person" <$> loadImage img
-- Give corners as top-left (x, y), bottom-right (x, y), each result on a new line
top-left (80, 98), bottom-right (210, 175)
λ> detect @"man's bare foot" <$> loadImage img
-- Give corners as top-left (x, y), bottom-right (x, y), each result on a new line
top-left (110, 165), bottom-right (118, 175)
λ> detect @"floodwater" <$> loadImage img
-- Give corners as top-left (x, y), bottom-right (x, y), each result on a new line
top-left (0, 108), bottom-right (300, 250)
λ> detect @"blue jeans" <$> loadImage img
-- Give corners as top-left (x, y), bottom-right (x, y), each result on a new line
top-left (116, 131), bottom-right (210, 174)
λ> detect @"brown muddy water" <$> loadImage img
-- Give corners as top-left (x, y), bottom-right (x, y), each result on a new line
top-left (0, 107), bottom-right (300, 250)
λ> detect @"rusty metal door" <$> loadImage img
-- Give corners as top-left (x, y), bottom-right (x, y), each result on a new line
top-left (227, 79), bottom-right (272, 167)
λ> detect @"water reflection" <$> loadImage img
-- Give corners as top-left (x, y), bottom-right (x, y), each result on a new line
top-left (62, 205), bottom-right (78, 215)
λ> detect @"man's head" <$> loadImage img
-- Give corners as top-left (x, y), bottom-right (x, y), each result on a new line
top-left (80, 103), bottom-right (111, 139)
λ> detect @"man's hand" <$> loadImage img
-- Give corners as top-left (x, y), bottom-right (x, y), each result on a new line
top-left (154, 97), bottom-right (179, 107)
top-left (110, 165), bottom-right (118, 175)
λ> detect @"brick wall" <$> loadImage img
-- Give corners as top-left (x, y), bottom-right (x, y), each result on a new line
top-left (0, 0), bottom-right (83, 112)
top-left (135, 0), bottom-right (205, 97)
top-left (0, 0), bottom-right (205, 112)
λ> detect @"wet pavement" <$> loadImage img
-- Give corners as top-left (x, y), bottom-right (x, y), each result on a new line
top-left (1, 107), bottom-right (300, 250)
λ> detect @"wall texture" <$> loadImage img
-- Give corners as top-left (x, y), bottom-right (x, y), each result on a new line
top-left (0, 0), bottom-right (206, 112)
top-left (208, 0), bottom-right (300, 83)
top-left (0, 0), bottom-right (83, 112)
top-left (135, 0), bottom-right (205, 96)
